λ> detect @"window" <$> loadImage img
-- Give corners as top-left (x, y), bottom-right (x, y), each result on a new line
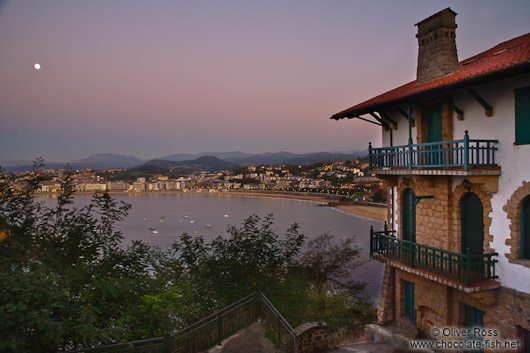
top-left (522, 197), bottom-right (530, 260)
top-left (515, 86), bottom-right (530, 145)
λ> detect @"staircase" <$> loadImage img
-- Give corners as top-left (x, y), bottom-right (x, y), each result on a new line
top-left (64, 292), bottom-right (297, 353)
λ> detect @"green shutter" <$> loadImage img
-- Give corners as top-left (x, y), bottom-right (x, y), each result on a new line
top-left (461, 193), bottom-right (484, 255)
top-left (522, 198), bottom-right (530, 260)
top-left (428, 104), bottom-right (443, 142)
top-left (427, 104), bottom-right (443, 165)
top-left (402, 189), bottom-right (416, 242)
top-left (404, 281), bottom-right (416, 323)
top-left (515, 86), bottom-right (530, 145)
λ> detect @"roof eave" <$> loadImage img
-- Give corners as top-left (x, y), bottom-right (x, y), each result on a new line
top-left (330, 61), bottom-right (530, 121)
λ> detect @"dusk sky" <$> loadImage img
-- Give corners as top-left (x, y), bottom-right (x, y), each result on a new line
top-left (1, 0), bottom-right (529, 163)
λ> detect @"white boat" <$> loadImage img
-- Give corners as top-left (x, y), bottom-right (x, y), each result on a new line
top-left (152, 230), bottom-right (158, 234)
top-left (190, 220), bottom-right (195, 224)
top-left (224, 214), bottom-right (229, 218)
top-left (205, 224), bottom-right (212, 228)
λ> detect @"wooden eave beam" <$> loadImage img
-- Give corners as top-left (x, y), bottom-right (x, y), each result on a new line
top-left (378, 111), bottom-right (398, 130)
top-left (369, 112), bottom-right (391, 131)
top-left (468, 89), bottom-right (493, 117)
top-left (444, 97), bottom-right (464, 120)
top-left (353, 116), bottom-right (383, 126)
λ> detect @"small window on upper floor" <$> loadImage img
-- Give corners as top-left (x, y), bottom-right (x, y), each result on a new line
top-left (515, 86), bottom-right (530, 145)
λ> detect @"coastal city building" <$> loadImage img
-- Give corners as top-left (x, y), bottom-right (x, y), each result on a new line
top-left (332, 8), bottom-right (530, 351)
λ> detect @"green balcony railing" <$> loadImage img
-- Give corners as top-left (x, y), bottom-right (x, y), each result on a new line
top-left (369, 131), bottom-right (498, 171)
top-left (370, 227), bottom-right (498, 287)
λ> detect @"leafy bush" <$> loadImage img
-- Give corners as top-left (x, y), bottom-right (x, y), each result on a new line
top-left (0, 164), bottom-right (375, 352)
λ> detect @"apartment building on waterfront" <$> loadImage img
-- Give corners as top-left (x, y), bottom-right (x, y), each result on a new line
top-left (332, 8), bottom-right (530, 351)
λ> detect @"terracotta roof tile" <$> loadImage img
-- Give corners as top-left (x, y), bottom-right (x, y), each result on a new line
top-left (332, 32), bottom-right (530, 119)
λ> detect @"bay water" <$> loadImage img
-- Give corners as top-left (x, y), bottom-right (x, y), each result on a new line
top-left (40, 193), bottom-right (385, 301)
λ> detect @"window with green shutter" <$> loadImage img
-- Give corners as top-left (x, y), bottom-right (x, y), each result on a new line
top-left (515, 86), bottom-right (530, 145)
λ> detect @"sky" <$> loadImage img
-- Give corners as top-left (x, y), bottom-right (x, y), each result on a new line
top-left (1, 0), bottom-right (529, 163)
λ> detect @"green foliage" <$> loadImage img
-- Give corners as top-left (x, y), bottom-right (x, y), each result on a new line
top-left (0, 162), bottom-right (376, 351)
top-left (0, 165), bottom-right (160, 352)
top-left (274, 233), bottom-right (375, 332)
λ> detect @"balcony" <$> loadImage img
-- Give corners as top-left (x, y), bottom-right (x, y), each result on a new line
top-left (369, 131), bottom-right (500, 176)
top-left (370, 228), bottom-right (499, 292)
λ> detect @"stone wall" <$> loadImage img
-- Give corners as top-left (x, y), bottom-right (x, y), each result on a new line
top-left (295, 322), bottom-right (328, 353)
top-left (377, 265), bottom-right (395, 324)
top-left (503, 181), bottom-right (530, 267)
top-left (385, 265), bottom-right (530, 352)
top-left (395, 176), bottom-right (495, 254)
top-left (415, 8), bottom-right (459, 84)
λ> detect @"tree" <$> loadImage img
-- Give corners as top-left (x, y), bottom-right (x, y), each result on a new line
top-left (0, 165), bottom-right (162, 352)
top-left (298, 232), bottom-right (374, 330)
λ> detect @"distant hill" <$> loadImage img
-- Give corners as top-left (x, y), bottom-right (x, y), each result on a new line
top-left (2, 153), bottom-right (144, 172)
top-left (160, 151), bottom-right (253, 162)
top-left (3, 150), bottom-right (368, 172)
top-left (132, 156), bottom-right (239, 174)
top-left (71, 153), bottom-right (144, 169)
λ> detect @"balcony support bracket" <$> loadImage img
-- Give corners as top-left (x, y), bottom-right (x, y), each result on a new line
top-left (468, 89), bottom-right (493, 117)
top-left (377, 111), bottom-right (398, 130)
top-left (369, 112), bottom-right (391, 131)
top-left (444, 97), bottom-right (464, 120)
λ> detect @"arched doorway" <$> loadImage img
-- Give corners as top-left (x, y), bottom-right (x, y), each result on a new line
top-left (402, 188), bottom-right (416, 242)
top-left (461, 192), bottom-right (484, 255)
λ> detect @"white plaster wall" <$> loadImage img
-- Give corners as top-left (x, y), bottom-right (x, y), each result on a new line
top-left (381, 113), bottom-right (416, 147)
top-left (452, 73), bottom-right (530, 293)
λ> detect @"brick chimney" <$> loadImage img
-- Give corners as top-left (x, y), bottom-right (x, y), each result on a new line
top-left (415, 8), bottom-right (459, 84)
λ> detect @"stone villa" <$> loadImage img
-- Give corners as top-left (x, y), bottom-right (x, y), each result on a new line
top-left (332, 8), bottom-right (530, 352)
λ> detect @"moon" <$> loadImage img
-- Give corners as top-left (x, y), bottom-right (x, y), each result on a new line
top-left (34, 63), bottom-right (41, 70)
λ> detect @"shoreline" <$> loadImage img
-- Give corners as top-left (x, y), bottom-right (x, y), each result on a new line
top-left (37, 190), bottom-right (387, 222)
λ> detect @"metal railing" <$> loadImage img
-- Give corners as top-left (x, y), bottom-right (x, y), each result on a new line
top-left (370, 228), bottom-right (498, 287)
top-left (63, 292), bottom-right (296, 353)
top-left (369, 131), bottom-right (498, 171)
top-left (259, 293), bottom-right (297, 353)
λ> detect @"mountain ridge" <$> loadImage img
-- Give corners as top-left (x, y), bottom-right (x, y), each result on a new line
top-left (2, 149), bottom-right (368, 172)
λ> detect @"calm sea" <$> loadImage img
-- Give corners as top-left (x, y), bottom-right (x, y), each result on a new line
top-left (40, 193), bottom-right (384, 301)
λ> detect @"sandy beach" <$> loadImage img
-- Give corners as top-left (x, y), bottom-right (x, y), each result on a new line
top-left (218, 191), bottom-right (387, 222)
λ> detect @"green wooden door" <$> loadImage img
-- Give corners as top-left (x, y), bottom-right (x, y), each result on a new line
top-left (464, 305), bottom-right (485, 352)
top-left (427, 104), bottom-right (443, 165)
top-left (461, 193), bottom-right (484, 255)
top-left (404, 281), bottom-right (416, 323)
top-left (522, 198), bottom-right (530, 260)
top-left (402, 188), bottom-right (416, 242)
top-left (515, 86), bottom-right (530, 145)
